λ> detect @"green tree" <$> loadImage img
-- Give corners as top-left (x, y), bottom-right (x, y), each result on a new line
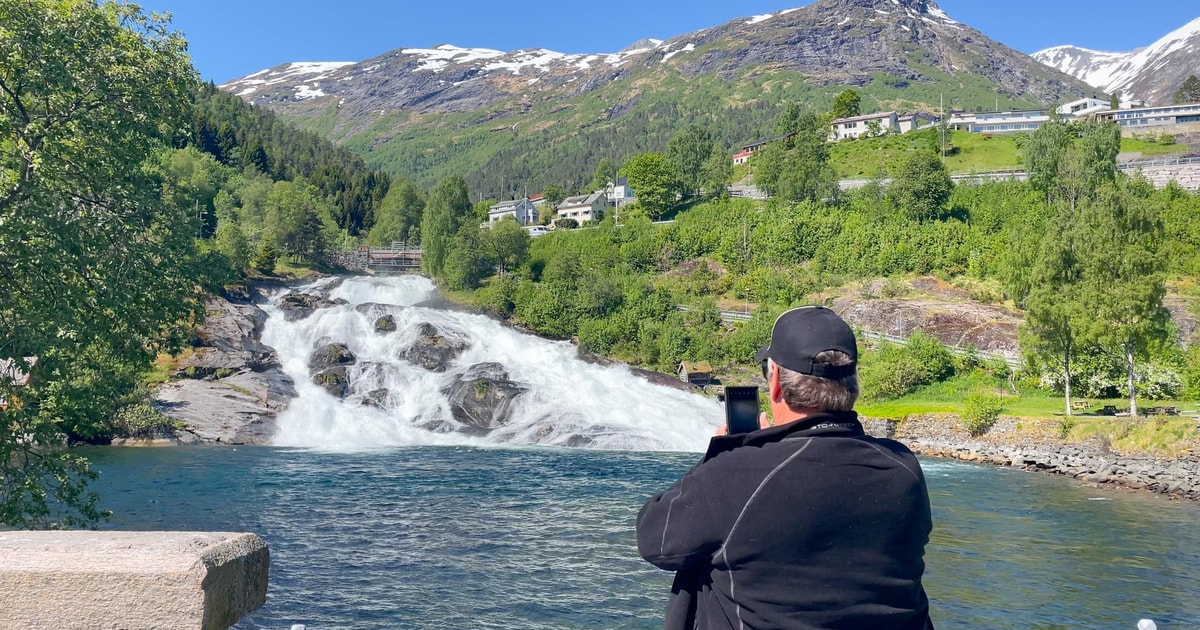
top-left (1173, 75), bottom-right (1200, 104)
top-left (1056, 122), bottom-right (1120, 211)
top-left (542, 183), bottom-right (566, 207)
top-left (485, 217), bottom-right (530, 276)
top-left (701, 141), bottom-right (733, 195)
top-left (421, 175), bottom-right (473, 278)
top-left (622, 153), bottom-right (678, 219)
top-left (666, 125), bottom-right (714, 197)
top-left (263, 180), bottom-right (333, 262)
top-left (589, 158), bottom-right (618, 193)
top-left (442, 224), bottom-right (491, 290)
top-left (831, 89), bottom-right (862, 120)
top-left (887, 151), bottom-right (953, 220)
top-left (367, 178), bottom-right (425, 246)
top-left (1076, 181), bottom-right (1170, 416)
top-left (755, 112), bottom-right (837, 203)
top-left (1023, 117), bottom-right (1072, 203)
top-left (0, 0), bottom-right (198, 527)
top-left (1021, 209), bottom-right (1093, 416)
top-left (213, 217), bottom-right (250, 272)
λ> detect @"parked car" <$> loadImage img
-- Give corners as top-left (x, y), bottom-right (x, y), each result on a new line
top-left (525, 225), bottom-right (549, 237)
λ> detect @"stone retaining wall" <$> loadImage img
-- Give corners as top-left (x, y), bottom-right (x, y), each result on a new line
top-left (1131, 163), bottom-right (1200, 191)
top-left (0, 531), bottom-right (269, 630)
top-left (862, 414), bottom-right (1200, 500)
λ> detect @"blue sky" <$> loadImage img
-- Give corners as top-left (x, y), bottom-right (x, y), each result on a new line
top-left (137, 0), bottom-right (1199, 84)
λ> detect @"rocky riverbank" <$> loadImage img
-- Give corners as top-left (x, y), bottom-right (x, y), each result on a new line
top-left (862, 414), bottom-right (1200, 501)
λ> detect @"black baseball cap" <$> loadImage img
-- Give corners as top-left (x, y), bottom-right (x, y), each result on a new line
top-left (755, 306), bottom-right (858, 379)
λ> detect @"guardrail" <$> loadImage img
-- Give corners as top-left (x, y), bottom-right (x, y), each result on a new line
top-left (1117, 155), bottom-right (1200, 170)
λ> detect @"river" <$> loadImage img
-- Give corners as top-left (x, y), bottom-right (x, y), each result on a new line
top-left (87, 276), bottom-right (1200, 628)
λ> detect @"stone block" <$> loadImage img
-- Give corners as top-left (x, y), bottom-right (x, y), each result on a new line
top-left (0, 531), bottom-right (268, 630)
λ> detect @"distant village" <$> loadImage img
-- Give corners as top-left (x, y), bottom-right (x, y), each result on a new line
top-left (488, 97), bottom-right (1200, 234)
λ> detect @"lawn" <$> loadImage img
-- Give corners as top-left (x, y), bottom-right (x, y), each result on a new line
top-left (830, 129), bottom-right (1191, 180)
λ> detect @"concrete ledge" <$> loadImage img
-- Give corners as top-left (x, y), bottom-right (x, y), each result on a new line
top-left (0, 531), bottom-right (269, 630)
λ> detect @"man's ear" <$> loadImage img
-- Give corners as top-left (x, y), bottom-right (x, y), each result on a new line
top-left (769, 361), bottom-right (783, 403)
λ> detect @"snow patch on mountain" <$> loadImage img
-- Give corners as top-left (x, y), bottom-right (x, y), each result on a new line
top-left (401, 44), bottom-right (506, 73)
top-left (220, 61), bottom-right (354, 93)
top-left (1034, 16), bottom-right (1200, 100)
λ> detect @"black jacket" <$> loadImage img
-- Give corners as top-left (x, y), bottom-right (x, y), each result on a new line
top-left (636, 411), bottom-right (933, 630)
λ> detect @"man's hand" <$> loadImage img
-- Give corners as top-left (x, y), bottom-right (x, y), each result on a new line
top-left (714, 412), bottom-right (771, 436)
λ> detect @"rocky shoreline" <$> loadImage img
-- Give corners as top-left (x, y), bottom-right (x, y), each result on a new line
top-left (862, 414), bottom-right (1200, 501)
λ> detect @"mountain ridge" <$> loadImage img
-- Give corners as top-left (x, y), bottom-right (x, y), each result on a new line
top-left (1033, 16), bottom-right (1200, 104)
top-left (220, 0), bottom-right (1094, 195)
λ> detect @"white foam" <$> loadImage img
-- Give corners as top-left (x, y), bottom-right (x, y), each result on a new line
top-left (264, 276), bottom-right (721, 453)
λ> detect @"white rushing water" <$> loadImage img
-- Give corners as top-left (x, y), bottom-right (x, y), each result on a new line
top-left (261, 276), bottom-right (722, 452)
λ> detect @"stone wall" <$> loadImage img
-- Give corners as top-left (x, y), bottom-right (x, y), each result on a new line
top-left (0, 531), bottom-right (268, 630)
top-left (1130, 162), bottom-right (1200, 191)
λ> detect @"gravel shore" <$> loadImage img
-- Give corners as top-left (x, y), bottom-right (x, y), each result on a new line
top-left (862, 414), bottom-right (1200, 501)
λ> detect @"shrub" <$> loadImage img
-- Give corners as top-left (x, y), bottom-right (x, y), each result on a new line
top-left (113, 402), bottom-right (176, 438)
top-left (962, 390), bottom-right (1004, 436)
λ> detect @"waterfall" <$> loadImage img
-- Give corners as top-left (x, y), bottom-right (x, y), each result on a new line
top-left (261, 276), bottom-right (722, 452)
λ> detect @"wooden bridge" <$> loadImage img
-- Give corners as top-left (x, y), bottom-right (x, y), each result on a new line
top-left (329, 243), bottom-right (422, 273)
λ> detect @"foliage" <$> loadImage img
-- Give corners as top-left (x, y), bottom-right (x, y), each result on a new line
top-left (886, 150), bottom-right (953, 220)
top-left (962, 390), bottom-right (1004, 436)
top-left (859, 333), bottom-right (956, 401)
top-left (831, 89), bottom-right (862, 120)
top-left (0, 0), bottom-right (201, 527)
top-left (421, 175), bottom-right (473, 277)
top-left (753, 111), bottom-right (837, 203)
top-left (667, 125), bottom-right (714, 197)
top-left (542, 183), bottom-right (567, 207)
top-left (190, 84), bottom-right (389, 235)
top-left (367, 178), bottom-right (425, 246)
top-left (112, 401), bottom-right (176, 438)
top-left (621, 153), bottom-right (679, 219)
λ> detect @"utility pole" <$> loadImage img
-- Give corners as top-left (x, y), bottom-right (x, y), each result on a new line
top-left (940, 93), bottom-right (946, 163)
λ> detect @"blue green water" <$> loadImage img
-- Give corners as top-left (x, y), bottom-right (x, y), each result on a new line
top-left (83, 446), bottom-right (1200, 629)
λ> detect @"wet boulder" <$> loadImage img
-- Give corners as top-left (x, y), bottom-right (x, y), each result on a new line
top-left (399, 323), bottom-right (469, 373)
top-left (360, 388), bottom-right (390, 408)
top-left (441, 362), bottom-right (528, 435)
top-left (374, 315), bottom-right (397, 334)
top-left (308, 343), bottom-right (357, 372)
top-left (312, 366), bottom-right (350, 398)
top-left (275, 292), bottom-right (341, 322)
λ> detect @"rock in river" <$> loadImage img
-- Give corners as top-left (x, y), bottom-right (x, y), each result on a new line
top-left (275, 292), bottom-right (344, 322)
top-left (398, 323), bottom-right (469, 372)
top-left (441, 362), bottom-right (529, 434)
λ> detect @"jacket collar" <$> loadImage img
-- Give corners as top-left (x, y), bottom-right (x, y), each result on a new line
top-left (757, 410), bottom-right (864, 442)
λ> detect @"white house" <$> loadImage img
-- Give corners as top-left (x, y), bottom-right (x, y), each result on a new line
top-left (488, 198), bottom-right (538, 226)
top-left (897, 112), bottom-right (939, 134)
top-left (607, 177), bottom-right (635, 207)
top-left (1058, 97), bottom-right (1111, 118)
top-left (556, 192), bottom-right (607, 224)
top-left (829, 112), bottom-right (899, 141)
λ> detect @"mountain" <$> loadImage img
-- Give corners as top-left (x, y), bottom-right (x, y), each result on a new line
top-left (1033, 17), bottom-right (1200, 104)
top-left (222, 0), bottom-right (1093, 196)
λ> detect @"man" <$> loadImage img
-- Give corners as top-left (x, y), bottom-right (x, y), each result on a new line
top-left (636, 306), bottom-right (933, 629)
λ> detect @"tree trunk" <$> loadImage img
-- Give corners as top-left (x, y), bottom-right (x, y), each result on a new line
top-left (1126, 338), bottom-right (1137, 418)
top-left (1064, 348), bottom-right (1073, 417)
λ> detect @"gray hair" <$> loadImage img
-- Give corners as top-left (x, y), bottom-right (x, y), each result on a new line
top-left (776, 350), bottom-right (858, 412)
